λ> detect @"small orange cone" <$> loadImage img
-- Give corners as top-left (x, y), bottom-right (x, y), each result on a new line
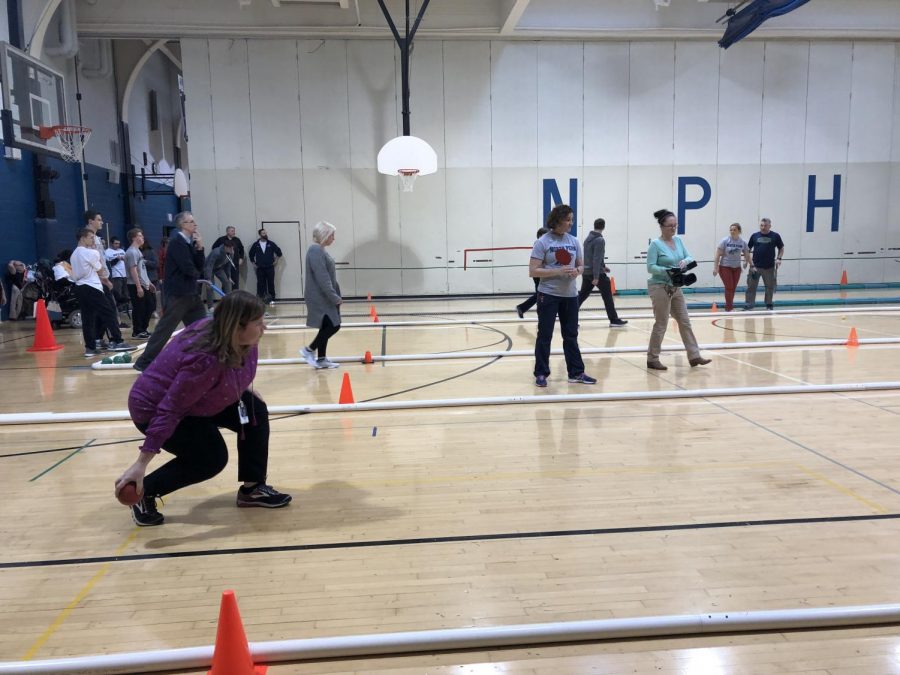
top-left (840, 270), bottom-right (849, 286)
top-left (847, 327), bottom-right (859, 347)
top-left (609, 276), bottom-right (617, 295)
top-left (367, 292), bottom-right (372, 301)
top-left (339, 372), bottom-right (355, 404)
top-left (208, 590), bottom-right (267, 675)
top-left (370, 304), bottom-right (379, 323)
top-left (363, 350), bottom-right (374, 364)
top-left (27, 300), bottom-right (64, 352)
top-left (711, 302), bottom-right (718, 313)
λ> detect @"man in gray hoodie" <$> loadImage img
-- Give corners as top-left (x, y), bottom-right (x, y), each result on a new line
top-left (577, 218), bottom-right (627, 327)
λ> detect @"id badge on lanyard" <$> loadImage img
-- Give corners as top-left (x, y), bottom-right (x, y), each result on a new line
top-left (238, 399), bottom-right (249, 425)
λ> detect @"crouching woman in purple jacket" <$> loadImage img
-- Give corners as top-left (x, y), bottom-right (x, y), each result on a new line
top-left (115, 290), bottom-right (291, 526)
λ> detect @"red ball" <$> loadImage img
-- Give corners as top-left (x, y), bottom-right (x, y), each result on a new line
top-left (117, 481), bottom-right (142, 506)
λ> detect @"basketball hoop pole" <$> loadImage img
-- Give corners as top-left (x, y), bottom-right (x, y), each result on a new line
top-left (377, 0), bottom-right (432, 136)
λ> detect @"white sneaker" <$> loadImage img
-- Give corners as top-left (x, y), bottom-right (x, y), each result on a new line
top-left (314, 357), bottom-right (339, 369)
top-left (300, 346), bottom-right (316, 366)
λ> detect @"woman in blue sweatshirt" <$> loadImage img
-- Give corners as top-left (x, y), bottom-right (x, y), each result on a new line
top-left (646, 209), bottom-right (710, 371)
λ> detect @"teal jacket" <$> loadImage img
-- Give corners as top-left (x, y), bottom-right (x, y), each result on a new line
top-left (647, 237), bottom-right (694, 286)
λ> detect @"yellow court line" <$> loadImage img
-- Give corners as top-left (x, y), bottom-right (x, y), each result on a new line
top-left (22, 529), bottom-right (139, 660)
top-left (794, 462), bottom-right (890, 514)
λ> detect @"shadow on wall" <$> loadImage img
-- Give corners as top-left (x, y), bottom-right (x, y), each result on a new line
top-left (344, 238), bottom-right (427, 297)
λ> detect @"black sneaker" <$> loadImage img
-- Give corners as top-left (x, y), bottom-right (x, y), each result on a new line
top-left (131, 494), bottom-right (164, 526)
top-left (132, 362), bottom-right (146, 373)
top-left (83, 348), bottom-right (101, 358)
top-left (109, 341), bottom-right (137, 351)
top-left (610, 319), bottom-right (628, 327)
top-left (236, 483), bottom-right (292, 508)
top-left (516, 306), bottom-right (525, 319)
top-left (766, 304), bottom-right (774, 311)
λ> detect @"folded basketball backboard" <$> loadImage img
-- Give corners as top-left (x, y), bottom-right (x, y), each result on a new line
top-left (0, 41), bottom-right (69, 159)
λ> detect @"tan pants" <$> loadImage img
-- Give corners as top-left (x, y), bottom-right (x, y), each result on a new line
top-left (647, 284), bottom-right (701, 362)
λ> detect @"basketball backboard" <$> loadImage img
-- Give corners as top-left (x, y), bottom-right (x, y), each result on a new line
top-left (0, 41), bottom-right (68, 159)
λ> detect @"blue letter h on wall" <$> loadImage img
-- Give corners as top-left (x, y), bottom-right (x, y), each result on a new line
top-left (807, 175), bottom-right (841, 232)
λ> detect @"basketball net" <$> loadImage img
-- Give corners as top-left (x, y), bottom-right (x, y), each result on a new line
top-left (398, 169), bottom-right (419, 192)
top-left (38, 125), bottom-right (92, 163)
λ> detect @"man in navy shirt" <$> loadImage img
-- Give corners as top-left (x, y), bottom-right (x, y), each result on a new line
top-left (743, 218), bottom-right (785, 311)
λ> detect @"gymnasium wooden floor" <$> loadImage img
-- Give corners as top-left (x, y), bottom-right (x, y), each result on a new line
top-left (2, 290), bottom-right (900, 673)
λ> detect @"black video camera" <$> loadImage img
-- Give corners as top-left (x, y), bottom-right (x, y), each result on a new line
top-left (666, 260), bottom-right (698, 287)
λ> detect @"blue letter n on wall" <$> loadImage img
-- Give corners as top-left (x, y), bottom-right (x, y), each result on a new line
top-left (543, 178), bottom-right (578, 236)
top-left (807, 174), bottom-right (841, 232)
top-left (677, 177), bottom-right (711, 235)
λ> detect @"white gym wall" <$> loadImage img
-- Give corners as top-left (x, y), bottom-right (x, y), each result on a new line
top-left (182, 37), bottom-right (900, 298)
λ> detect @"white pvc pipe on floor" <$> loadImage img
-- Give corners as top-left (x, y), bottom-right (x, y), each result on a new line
top-left (3, 381), bottom-right (900, 425)
top-left (3, 604), bottom-right (899, 674)
top-left (263, 305), bottom-right (900, 330)
top-left (90, 336), bottom-right (900, 370)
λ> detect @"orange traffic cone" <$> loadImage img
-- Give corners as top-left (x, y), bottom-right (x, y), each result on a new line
top-left (208, 590), bottom-right (267, 675)
top-left (847, 327), bottom-right (859, 347)
top-left (339, 372), bottom-right (355, 404)
top-left (840, 270), bottom-right (849, 286)
top-left (711, 302), bottom-right (718, 313)
top-left (363, 350), bottom-right (374, 364)
top-left (27, 299), bottom-right (64, 352)
top-left (371, 305), bottom-right (379, 323)
top-left (609, 276), bottom-right (617, 295)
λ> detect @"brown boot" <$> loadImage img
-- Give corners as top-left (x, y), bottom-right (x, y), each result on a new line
top-left (647, 361), bottom-right (667, 371)
top-left (689, 357), bottom-right (711, 367)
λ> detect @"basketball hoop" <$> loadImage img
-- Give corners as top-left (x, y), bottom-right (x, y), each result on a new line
top-left (377, 135), bottom-right (437, 193)
top-left (398, 169), bottom-right (420, 192)
top-left (38, 125), bottom-right (92, 163)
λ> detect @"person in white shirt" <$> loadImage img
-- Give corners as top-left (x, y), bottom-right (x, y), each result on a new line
top-left (105, 236), bottom-right (128, 306)
top-left (70, 228), bottom-right (135, 358)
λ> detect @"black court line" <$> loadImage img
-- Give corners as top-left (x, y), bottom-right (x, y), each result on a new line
top-left (3, 512), bottom-right (899, 570)
top-left (0, 437), bottom-right (142, 459)
top-left (0, 333), bottom-right (36, 345)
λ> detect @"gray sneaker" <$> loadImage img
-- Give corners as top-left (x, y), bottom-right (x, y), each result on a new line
top-left (300, 346), bottom-right (317, 367)
top-left (109, 341), bottom-right (137, 352)
top-left (236, 483), bottom-right (292, 508)
top-left (314, 357), bottom-right (339, 369)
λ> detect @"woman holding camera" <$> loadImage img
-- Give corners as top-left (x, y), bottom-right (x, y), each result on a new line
top-left (646, 209), bottom-right (711, 371)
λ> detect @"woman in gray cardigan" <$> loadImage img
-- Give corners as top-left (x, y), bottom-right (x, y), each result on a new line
top-left (300, 221), bottom-right (342, 369)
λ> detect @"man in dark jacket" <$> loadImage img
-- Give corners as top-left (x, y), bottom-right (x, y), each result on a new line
top-left (248, 228), bottom-right (283, 303)
top-left (211, 226), bottom-right (245, 290)
top-left (576, 218), bottom-right (627, 327)
top-left (133, 211), bottom-right (208, 372)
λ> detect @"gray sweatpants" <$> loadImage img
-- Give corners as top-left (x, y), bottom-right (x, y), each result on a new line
top-left (744, 267), bottom-right (777, 309)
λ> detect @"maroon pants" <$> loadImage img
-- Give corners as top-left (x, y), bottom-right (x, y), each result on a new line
top-left (719, 266), bottom-right (742, 311)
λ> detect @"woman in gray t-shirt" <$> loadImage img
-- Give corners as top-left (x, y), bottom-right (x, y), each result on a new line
top-left (712, 223), bottom-right (750, 312)
top-left (528, 205), bottom-right (595, 387)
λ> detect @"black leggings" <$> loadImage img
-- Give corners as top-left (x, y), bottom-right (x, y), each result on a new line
top-left (136, 391), bottom-right (269, 498)
top-left (309, 315), bottom-right (340, 358)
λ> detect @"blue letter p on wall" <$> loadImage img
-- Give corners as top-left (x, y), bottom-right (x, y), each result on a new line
top-left (677, 177), bottom-right (711, 235)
